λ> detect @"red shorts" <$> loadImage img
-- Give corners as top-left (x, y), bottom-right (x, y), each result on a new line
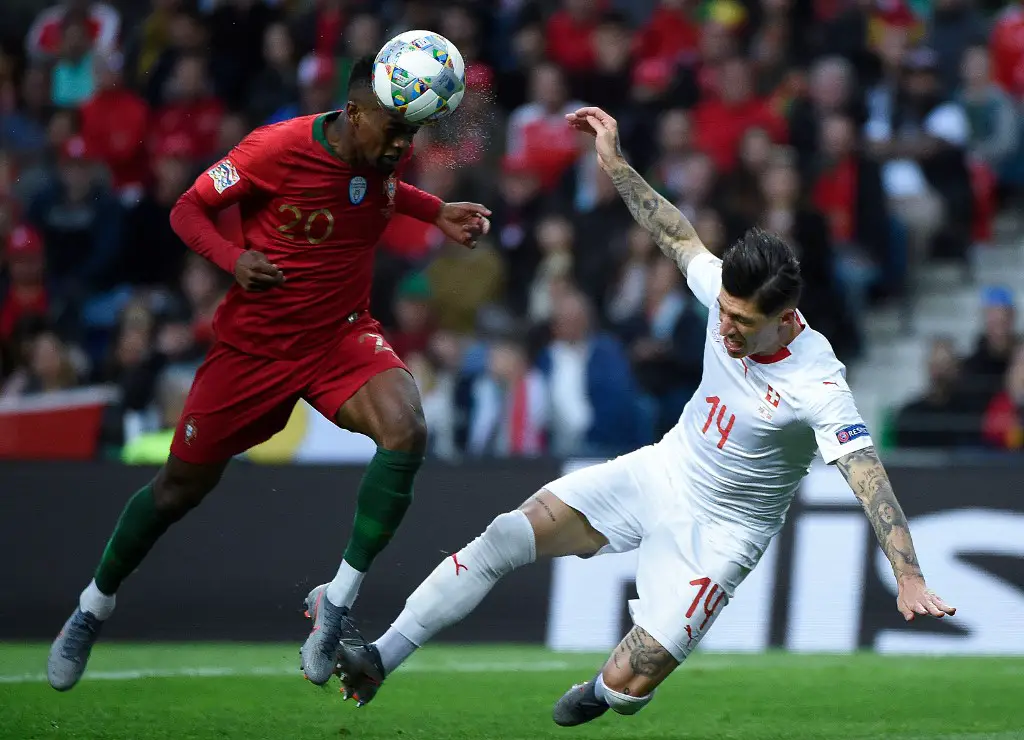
top-left (170, 314), bottom-right (407, 464)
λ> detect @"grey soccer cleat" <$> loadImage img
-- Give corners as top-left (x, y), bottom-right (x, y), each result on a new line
top-left (300, 584), bottom-right (357, 686)
top-left (335, 640), bottom-right (386, 707)
top-left (552, 675), bottom-right (610, 727)
top-left (48, 608), bottom-right (104, 691)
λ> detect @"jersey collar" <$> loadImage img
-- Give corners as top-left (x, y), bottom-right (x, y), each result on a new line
top-left (312, 111), bottom-right (344, 160)
top-left (748, 312), bottom-right (806, 364)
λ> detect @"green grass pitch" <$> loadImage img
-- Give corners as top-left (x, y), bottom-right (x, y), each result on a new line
top-left (1, 643), bottom-right (1022, 739)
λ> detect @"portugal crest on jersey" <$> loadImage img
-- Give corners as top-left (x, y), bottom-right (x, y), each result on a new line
top-left (385, 175), bottom-right (397, 206)
top-left (207, 160), bottom-right (239, 194)
top-left (349, 176), bottom-right (368, 205)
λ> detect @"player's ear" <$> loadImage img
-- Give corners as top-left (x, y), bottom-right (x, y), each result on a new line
top-left (345, 100), bottom-right (361, 125)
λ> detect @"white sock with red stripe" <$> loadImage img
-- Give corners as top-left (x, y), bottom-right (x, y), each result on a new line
top-left (375, 510), bottom-right (536, 674)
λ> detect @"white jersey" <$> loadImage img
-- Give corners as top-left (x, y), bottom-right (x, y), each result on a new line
top-left (662, 252), bottom-right (874, 550)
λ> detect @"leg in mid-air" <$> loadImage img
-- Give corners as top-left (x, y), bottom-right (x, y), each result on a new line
top-left (300, 360), bottom-right (429, 685)
top-left (335, 488), bottom-right (609, 706)
top-left (48, 343), bottom-right (301, 691)
top-left (337, 444), bottom-right (745, 725)
top-left (47, 455), bottom-right (228, 691)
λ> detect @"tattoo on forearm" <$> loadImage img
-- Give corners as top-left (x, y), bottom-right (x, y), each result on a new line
top-left (835, 447), bottom-right (922, 580)
top-left (614, 626), bottom-right (676, 683)
top-left (606, 160), bottom-right (705, 274)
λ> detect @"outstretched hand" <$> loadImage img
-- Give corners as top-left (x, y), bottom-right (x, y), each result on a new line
top-left (565, 106), bottom-right (623, 171)
top-left (436, 202), bottom-right (492, 249)
top-left (897, 576), bottom-right (956, 622)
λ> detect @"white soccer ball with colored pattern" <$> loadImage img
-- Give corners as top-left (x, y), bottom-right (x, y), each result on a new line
top-left (372, 30), bottom-right (466, 124)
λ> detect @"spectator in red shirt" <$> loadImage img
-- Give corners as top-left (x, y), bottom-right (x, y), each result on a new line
top-left (982, 343), bottom-right (1024, 450)
top-left (506, 63), bottom-right (584, 189)
top-left (991, 2), bottom-right (1024, 98)
top-left (546, 0), bottom-right (605, 73)
top-left (693, 56), bottom-right (788, 172)
top-left (635, 0), bottom-right (701, 66)
top-left (151, 53), bottom-right (225, 162)
top-left (0, 226), bottom-right (49, 345)
top-left (813, 113), bottom-right (889, 314)
top-left (26, 0), bottom-right (120, 61)
top-left (80, 52), bottom-right (150, 202)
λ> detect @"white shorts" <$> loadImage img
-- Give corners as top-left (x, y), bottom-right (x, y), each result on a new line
top-left (544, 444), bottom-right (763, 662)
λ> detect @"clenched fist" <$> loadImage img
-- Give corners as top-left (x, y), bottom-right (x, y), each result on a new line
top-left (234, 251), bottom-right (285, 292)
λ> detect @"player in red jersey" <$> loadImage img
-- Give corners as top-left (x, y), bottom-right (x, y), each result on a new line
top-left (47, 57), bottom-right (491, 692)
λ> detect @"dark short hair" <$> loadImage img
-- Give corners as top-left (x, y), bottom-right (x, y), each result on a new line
top-left (348, 55), bottom-right (375, 95)
top-left (721, 228), bottom-right (802, 316)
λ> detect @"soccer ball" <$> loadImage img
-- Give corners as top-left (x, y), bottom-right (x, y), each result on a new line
top-left (372, 30), bottom-right (466, 125)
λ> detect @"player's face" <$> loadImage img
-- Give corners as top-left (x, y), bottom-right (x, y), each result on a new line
top-left (350, 100), bottom-right (421, 172)
top-left (717, 291), bottom-right (795, 359)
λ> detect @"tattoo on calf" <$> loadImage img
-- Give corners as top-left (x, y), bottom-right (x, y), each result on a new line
top-left (616, 626), bottom-right (674, 679)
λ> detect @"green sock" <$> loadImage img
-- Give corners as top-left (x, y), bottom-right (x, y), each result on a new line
top-left (94, 483), bottom-right (175, 595)
top-left (342, 447), bottom-right (423, 572)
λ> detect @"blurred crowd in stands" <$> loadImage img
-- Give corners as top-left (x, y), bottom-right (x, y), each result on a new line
top-left (1, 0), bottom-right (1024, 460)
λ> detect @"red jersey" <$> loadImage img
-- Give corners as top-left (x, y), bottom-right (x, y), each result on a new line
top-left (991, 5), bottom-right (1024, 97)
top-left (171, 113), bottom-right (442, 360)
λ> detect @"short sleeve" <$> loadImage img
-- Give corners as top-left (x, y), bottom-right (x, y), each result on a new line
top-left (804, 377), bottom-right (874, 464)
top-left (686, 251), bottom-right (723, 308)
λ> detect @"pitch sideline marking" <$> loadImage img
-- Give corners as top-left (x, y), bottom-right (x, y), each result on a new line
top-left (0, 656), bottom-right (775, 684)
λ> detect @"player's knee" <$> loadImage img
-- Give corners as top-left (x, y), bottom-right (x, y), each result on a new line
top-left (378, 408), bottom-right (428, 454)
top-left (152, 466), bottom-right (219, 519)
top-left (477, 511), bottom-right (537, 576)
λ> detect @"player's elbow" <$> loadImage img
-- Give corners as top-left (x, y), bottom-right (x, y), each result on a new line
top-left (169, 189), bottom-right (198, 237)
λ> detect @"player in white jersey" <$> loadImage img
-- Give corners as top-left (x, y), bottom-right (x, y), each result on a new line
top-left (333, 106), bottom-right (956, 723)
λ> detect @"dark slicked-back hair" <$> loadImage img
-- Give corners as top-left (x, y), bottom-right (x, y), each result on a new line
top-left (347, 55), bottom-right (375, 96)
top-left (721, 228), bottom-right (803, 316)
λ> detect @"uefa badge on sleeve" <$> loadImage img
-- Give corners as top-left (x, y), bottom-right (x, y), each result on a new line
top-left (207, 160), bottom-right (239, 194)
top-left (836, 423), bottom-right (868, 445)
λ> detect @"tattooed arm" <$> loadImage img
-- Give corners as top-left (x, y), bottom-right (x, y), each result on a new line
top-left (835, 446), bottom-right (956, 620)
top-left (565, 106), bottom-right (710, 277)
top-left (605, 159), bottom-right (709, 276)
top-left (835, 446), bottom-right (921, 580)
